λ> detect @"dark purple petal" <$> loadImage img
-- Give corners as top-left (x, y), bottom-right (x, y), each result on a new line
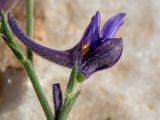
top-left (0, 0), bottom-right (19, 13)
top-left (8, 13), bottom-right (74, 68)
top-left (52, 83), bottom-right (63, 120)
top-left (101, 13), bottom-right (126, 39)
top-left (80, 38), bottom-right (123, 78)
top-left (81, 11), bottom-right (100, 49)
top-left (83, 38), bottom-right (119, 61)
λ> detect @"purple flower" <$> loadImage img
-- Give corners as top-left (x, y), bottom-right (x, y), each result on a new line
top-left (0, 0), bottom-right (19, 13)
top-left (8, 11), bottom-right (126, 79)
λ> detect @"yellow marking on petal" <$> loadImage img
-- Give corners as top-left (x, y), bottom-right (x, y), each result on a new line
top-left (82, 44), bottom-right (89, 56)
top-left (83, 44), bottom-right (88, 49)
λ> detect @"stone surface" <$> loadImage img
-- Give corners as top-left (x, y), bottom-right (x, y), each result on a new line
top-left (1, 0), bottom-right (160, 120)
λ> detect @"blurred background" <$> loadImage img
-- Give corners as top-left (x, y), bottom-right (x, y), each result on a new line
top-left (0, 0), bottom-right (160, 120)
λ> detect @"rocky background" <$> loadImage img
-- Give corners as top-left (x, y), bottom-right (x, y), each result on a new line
top-left (1, 0), bottom-right (160, 120)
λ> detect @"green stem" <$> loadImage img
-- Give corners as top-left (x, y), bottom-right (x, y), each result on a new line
top-left (23, 59), bottom-right (54, 120)
top-left (1, 13), bottom-right (54, 120)
top-left (26, 0), bottom-right (33, 62)
top-left (58, 63), bottom-right (85, 120)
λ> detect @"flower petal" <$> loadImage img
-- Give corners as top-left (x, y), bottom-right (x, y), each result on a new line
top-left (83, 37), bottom-right (119, 61)
top-left (53, 83), bottom-right (63, 120)
top-left (8, 13), bottom-right (74, 68)
top-left (80, 38), bottom-right (123, 78)
top-left (81, 11), bottom-right (100, 50)
top-left (101, 13), bottom-right (126, 39)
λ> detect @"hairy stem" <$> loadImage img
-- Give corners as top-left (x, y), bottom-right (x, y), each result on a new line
top-left (58, 62), bottom-right (85, 120)
top-left (1, 12), bottom-right (54, 120)
top-left (23, 59), bottom-right (54, 120)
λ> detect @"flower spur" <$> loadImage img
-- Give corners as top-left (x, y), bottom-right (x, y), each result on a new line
top-left (8, 11), bottom-right (126, 79)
